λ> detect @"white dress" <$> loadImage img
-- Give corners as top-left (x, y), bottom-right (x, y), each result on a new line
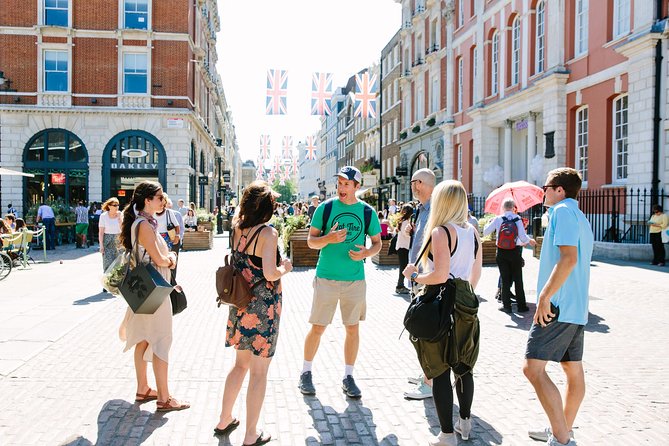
top-left (118, 217), bottom-right (173, 363)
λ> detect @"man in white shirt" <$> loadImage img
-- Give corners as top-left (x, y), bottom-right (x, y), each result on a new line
top-left (484, 198), bottom-right (536, 313)
top-left (36, 201), bottom-right (56, 250)
top-left (387, 198), bottom-right (398, 216)
top-left (177, 199), bottom-right (189, 217)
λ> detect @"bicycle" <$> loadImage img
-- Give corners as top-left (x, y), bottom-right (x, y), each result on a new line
top-left (0, 251), bottom-right (12, 280)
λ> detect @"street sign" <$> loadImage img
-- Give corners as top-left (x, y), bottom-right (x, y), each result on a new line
top-left (395, 167), bottom-right (408, 176)
top-left (198, 177), bottom-right (209, 185)
top-left (222, 170), bottom-right (231, 183)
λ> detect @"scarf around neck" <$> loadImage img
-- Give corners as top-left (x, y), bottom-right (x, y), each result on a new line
top-left (133, 204), bottom-right (158, 230)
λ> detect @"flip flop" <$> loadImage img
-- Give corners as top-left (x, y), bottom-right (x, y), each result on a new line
top-left (156, 397), bottom-right (190, 412)
top-left (214, 418), bottom-right (240, 436)
top-left (243, 432), bottom-right (271, 446)
top-left (135, 388), bottom-right (158, 403)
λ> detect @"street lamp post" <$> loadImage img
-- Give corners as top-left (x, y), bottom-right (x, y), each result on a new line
top-left (216, 156), bottom-right (223, 234)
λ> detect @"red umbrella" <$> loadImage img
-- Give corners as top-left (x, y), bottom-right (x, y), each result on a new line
top-left (484, 180), bottom-right (544, 214)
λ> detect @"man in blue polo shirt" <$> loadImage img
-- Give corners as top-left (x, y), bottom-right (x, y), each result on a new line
top-left (523, 168), bottom-right (593, 446)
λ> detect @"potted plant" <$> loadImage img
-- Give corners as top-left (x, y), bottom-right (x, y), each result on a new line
top-left (412, 125), bottom-right (421, 134)
top-left (400, 131), bottom-right (408, 140)
top-left (283, 214), bottom-right (308, 255)
top-left (426, 117), bottom-right (436, 127)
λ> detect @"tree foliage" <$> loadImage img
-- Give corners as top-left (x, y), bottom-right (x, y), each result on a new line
top-left (271, 179), bottom-right (296, 204)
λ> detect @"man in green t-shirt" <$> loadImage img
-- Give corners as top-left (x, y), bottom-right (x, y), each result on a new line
top-left (298, 166), bottom-right (382, 398)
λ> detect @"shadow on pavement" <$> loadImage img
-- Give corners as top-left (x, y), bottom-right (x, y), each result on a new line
top-left (304, 395), bottom-right (398, 445)
top-left (73, 291), bottom-right (116, 306)
top-left (421, 398), bottom-right (503, 445)
top-left (585, 312), bottom-right (610, 333)
top-left (57, 399), bottom-right (167, 446)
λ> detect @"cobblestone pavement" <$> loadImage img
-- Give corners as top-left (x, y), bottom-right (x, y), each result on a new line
top-left (0, 236), bottom-right (667, 445)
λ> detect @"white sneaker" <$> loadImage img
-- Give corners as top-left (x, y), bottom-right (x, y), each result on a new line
top-left (407, 373), bottom-right (423, 385)
top-left (454, 417), bottom-right (472, 440)
top-left (428, 432), bottom-right (457, 446)
top-left (547, 434), bottom-right (576, 445)
top-left (529, 428), bottom-right (574, 442)
top-left (403, 381), bottom-right (433, 400)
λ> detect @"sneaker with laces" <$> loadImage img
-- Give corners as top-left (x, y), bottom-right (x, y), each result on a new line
top-left (403, 381), bottom-right (433, 400)
top-left (407, 373), bottom-right (423, 385)
top-left (546, 434), bottom-right (576, 445)
top-left (342, 375), bottom-right (361, 398)
top-left (298, 371), bottom-right (316, 395)
top-left (454, 417), bottom-right (472, 440)
top-left (529, 428), bottom-right (574, 442)
top-left (428, 432), bottom-right (457, 446)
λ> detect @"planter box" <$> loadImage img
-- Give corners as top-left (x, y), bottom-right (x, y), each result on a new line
top-left (182, 230), bottom-right (213, 250)
top-left (533, 236), bottom-right (543, 259)
top-left (371, 238), bottom-right (398, 265)
top-left (481, 239), bottom-right (497, 265)
top-left (289, 228), bottom-right (319, 267)
top-left (198, 221), bottom-right (213, 231)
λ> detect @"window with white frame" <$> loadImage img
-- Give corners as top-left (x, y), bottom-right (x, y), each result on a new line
top-left (44, 50), bottom-right (68, 92)
top-left (576, 106), bottom-right (589, 182)
top-left (416, 81), bottom-right (424, 121)
top-left (394, 118), bottom-right (399, 140)
top-left (511, 17), bottom-right (520, 85)
top-left (492, 32), bottom-right (499, 95)
top-left (575, 0), bottom-right (589, 56)
top-left (125, 0), bottom-right (149, 30)
top-left (613, 95), bottom-right (628, 181)
top-left (457, 144), bottom-right (463, 181)
top-left (123, 53), bottom-right (148, 94)
top-left (431, 75), bottom-right (439, 113)
top-left (403, 93), bottom-right (411, 128)
top-left (457, 57), bottom-right (463, 111)
top-left (536, 1), bottom-right (545, 73)
top-left (45, 0), bottom-right (68, 26)
top-left (472, 46), bottom-right (478, 103)
top-left (613, 0), bottom-right (630, 38)
top-left (458, 0), bottom-right (464, 28)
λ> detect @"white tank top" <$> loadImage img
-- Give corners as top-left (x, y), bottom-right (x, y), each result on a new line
top-left (444, 223), bottom-right (477, 280)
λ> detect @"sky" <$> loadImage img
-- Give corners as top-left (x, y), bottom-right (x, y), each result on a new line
top-left (216, 0), bottom-right (402, 167)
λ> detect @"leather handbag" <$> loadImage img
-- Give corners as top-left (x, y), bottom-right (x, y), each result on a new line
top-left (170, 280), bottom-right (187, 315)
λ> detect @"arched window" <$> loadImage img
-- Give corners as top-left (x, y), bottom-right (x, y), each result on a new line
top-left (535, 1), bottom-right (545, 73)
top-left (612, 95), bottom-right (628, 181)
top-left (24, 128), bottom-right (88, 209)
top-left (491, 31), bottom-right (499, 95)
top-left (575, 106), bottom-right (589, 182)
top-left (511, 17), bottom-right (521, 85)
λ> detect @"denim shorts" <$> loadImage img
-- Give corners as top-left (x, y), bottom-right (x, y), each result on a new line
top-left (525, 321), bottom-right (584, 362)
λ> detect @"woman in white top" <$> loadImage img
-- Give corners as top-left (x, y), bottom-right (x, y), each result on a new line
top-left (395, 204), bottom-right (414, 294)
top-left (403, 180), bottom-right (482, 446)
top-left (184, 208), bottom-right (198, 230)
top-left (118, 181), bottom-right (189, 412)
top-left (99, 198), bottom-right (122, 286)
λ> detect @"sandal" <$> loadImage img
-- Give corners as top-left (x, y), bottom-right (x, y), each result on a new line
top-left (243, 432), bottom-right (271, 446)
top-left (156, 397), bottom-right (190, 412)
top-left (135, 388), bottom-right (158, 403)
top-left (214, 418), bottom-right (240, 436)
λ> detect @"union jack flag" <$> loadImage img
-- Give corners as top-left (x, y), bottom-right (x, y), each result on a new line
top-left (354, 71), bottom-right (378, 119)
top-left (291, 156), bottom-right (299, 175)
top-left (268, 169), bottom-right (276, 183)
top-left (305, 135), bottom-right (317, 160)
top-left (266, 69), bottom-right (288, 115)
top-left (259, 135), bottom-right (271, 160)
top-left (282, 136), bottom-right (293, 160)
top-left (273, 155), bottom-right (282, 172)
top-left (255, 164), bottom-right (264, 180)
top-left (311, 72), bottom-right (333, 115)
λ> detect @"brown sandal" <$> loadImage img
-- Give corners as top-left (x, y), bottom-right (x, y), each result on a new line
top-left (156, 397), bottom-right (190, 412)
top-left (135, 388), bottom-right (158, 403)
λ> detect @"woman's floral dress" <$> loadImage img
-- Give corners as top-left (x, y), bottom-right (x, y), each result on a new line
top-left (225, 228), bottom-right (282, 358)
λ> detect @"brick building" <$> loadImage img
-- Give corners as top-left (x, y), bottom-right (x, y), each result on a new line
top-left (0, 0), bottom-right (237, 217)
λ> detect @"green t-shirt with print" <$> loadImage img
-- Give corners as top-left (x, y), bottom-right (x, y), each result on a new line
top-left (311, 199), bottom-right (381, 281)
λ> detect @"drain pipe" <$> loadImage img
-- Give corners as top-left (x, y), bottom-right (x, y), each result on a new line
top-left (651, 0), bottom-right (666, 205)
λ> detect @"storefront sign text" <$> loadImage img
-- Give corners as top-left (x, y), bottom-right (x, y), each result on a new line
top-left (110, 163), bottom-right (159, 170)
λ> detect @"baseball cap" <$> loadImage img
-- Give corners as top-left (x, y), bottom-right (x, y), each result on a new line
top-left (335, 166), bottom-right (362, 183)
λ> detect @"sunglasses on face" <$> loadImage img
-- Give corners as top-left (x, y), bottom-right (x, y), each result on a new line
top-left (410, 179), bottom-right (421, 185)
top-left (109, 204), bottom-right (119, 207)
top-left (542, 184), bottom-right (561, 192)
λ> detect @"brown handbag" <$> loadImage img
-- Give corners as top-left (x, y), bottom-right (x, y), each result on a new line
top-left (215, 226), bottom-right (266, 309)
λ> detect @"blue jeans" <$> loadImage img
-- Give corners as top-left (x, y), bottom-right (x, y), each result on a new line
top-left (43, 218), bottom-right (56, 250)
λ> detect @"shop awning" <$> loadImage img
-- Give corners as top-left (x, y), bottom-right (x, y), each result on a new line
top-left (355, 187), bottom-right (374, 198)
top-left (0, 167), bottom-right (34, 177)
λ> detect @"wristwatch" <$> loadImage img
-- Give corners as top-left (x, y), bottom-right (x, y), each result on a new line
top-left (410, 271), bottom-right (419, 281)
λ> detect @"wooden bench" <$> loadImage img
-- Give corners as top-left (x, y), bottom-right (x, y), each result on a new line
top-left (371, 238), bottom-right (398, 265)
top-left (533, 236), bottom-right (543, 259)
top-left (182, 230), bottom-right (213, 250)
top-left (289, 228), bottom-right (319, 267)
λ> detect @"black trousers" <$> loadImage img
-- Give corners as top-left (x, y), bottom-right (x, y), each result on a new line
top-left (397, 248), bottom-right (409, 288)
top-left (496, 248), bottom-right (526, 308)
top-left (650, 232), bottom-right (665, 264)
top-left (170, 242), bottom-right (181, 282)
top-left (432, 369), bottom-right (474, 433)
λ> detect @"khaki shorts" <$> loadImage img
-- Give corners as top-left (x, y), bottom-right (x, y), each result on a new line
top-left (309, 277), bottom-right (366, 326)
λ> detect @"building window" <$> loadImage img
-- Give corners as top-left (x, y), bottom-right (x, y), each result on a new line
top-left (123, 53), bottom-right (148, 94)
top-left (431, 75), bottom-right (439, 114)
top-left (124, 0), bottom-right (149, 30)
top-left (457, 57), bottom-right (463, 112)
top-left (457, 144), bottom-right (463, 182)
top-left (511, 17), bottom-right (520, 85)
top-left (491, 32), bottom-right (499, 95)
top-left (471, 46), bottom-right (477, 104)
top-left (575, 0), bottom-right (589, 56)
top-left (576, 107), bottom-right (588, 182)
top-left (613, 0), bottom-right (630, 38)
top-left (458, 0), bottom-right (464, 28)
top-left (416, 81), bottom-right (424, 121)
top-left (536, 1), bottom-right (545, 73)
top-left (613, 95), bottom-right (628, 181)
top-left (45, 0), bottom-right (68, 26)
top-left (403, 93), bottom-right (411, 128)
top-left (44, 50), bottom-right (68, 92)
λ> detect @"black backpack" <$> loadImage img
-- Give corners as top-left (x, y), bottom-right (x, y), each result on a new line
top-left (319, 198), bottom-right (374, 237)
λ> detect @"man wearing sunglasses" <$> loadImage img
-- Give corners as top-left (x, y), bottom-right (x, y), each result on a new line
top-left (523, 167), bottom-right (593, 446)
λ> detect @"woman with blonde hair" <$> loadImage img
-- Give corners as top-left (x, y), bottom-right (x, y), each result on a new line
top-left (403, 180), bottom-right (482, 446)
top-left (215, 181), bottom-right (292, 445)
top-left (99, 197), bottom-right (122, 292)
top-left (118, 181), bottom-right (189, 412)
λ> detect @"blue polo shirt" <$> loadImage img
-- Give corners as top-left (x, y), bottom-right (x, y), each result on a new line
top-left (537, 198), bottom-right (594, 325)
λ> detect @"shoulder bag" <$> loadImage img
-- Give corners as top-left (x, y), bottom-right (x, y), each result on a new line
top-left (215, 225), bottom-right (266, 309)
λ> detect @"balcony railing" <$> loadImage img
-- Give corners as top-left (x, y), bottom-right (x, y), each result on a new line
top-left (426, 44), bottom-right (440, 55)
top-left (412, 58), bottom-right (425, 67)
top-left (412, 5), bottom-right (426, 17)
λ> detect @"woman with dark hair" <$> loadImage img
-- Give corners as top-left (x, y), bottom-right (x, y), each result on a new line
top-left (14, 218), bottom-right (27, 232)
top-left (649, 204), bottom-right (668, 266)
top-left (395, 203), bottom-right (414, 294)
top-left (118, 181), bottom-right (189, 412)
top-left (215, 181), bottom-right (292, 445)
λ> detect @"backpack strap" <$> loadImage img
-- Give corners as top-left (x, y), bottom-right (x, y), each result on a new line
top-left (320, 199), bottom-right (335, 235)
top-left (363, 203), bottom-right (373, 235)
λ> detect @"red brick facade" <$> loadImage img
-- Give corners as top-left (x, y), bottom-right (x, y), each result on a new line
top-left (73, 38), bottom-right (118, 94)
